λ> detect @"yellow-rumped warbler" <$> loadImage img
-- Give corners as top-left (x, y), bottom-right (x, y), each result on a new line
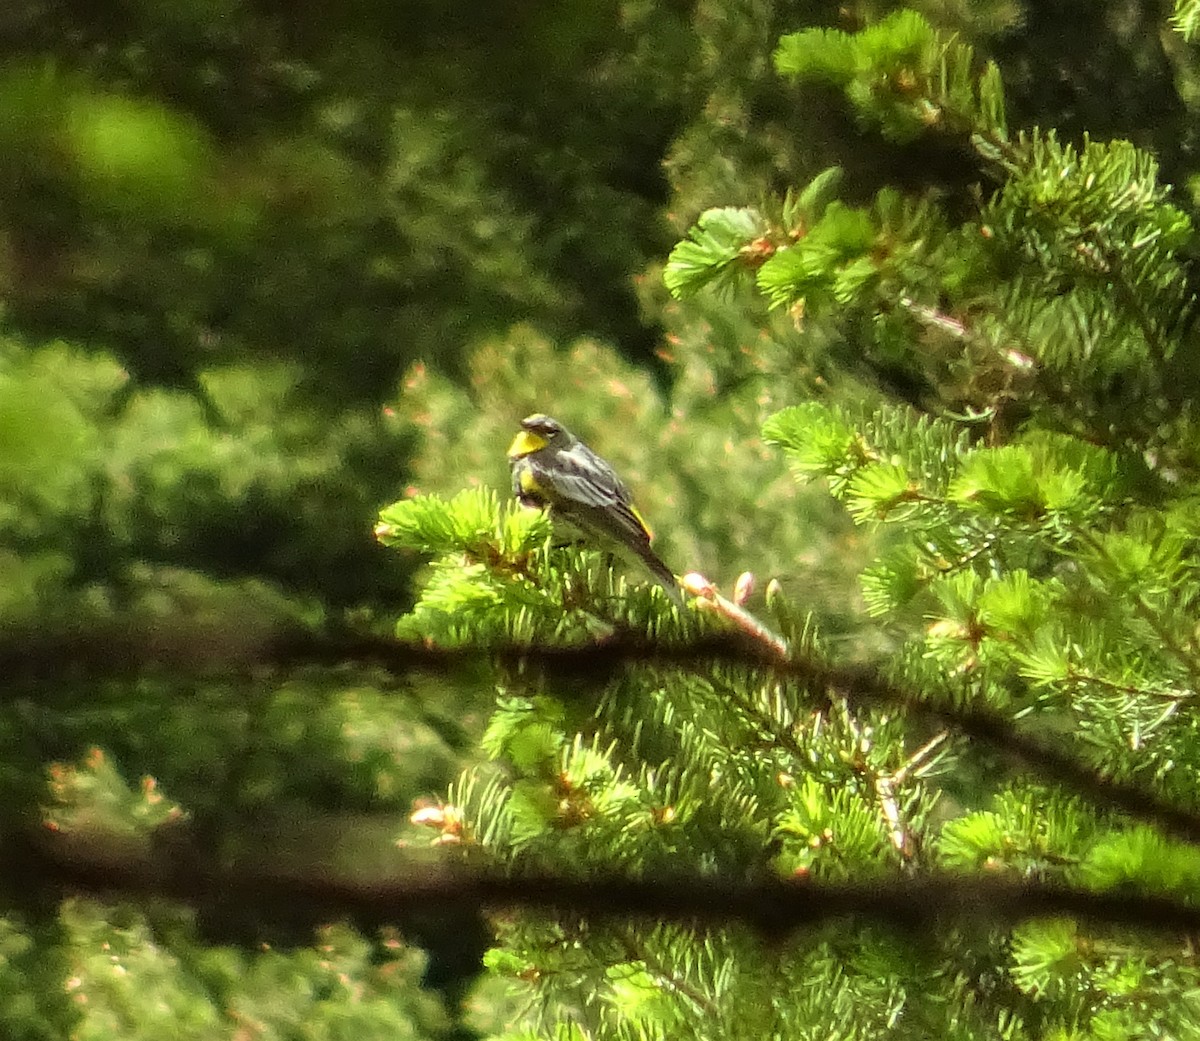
top-left (507, 413), bottom-right (681, 603)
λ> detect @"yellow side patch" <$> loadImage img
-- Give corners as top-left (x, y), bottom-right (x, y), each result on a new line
top-left (507, 430), bottom-right (549, 458)
top-left (518, 468), bottom-right (545, 496)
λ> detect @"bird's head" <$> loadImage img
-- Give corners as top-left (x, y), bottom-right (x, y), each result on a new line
top-left (507, 413), bottom-right (573, 458)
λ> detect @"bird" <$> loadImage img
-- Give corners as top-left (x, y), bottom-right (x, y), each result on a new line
top-left (507, 413), bottom-right (682, 604)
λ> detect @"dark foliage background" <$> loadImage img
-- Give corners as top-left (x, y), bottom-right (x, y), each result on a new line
top-left (5, 1), bottom-right (1200, 1038)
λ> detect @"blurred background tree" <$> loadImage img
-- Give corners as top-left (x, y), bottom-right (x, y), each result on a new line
top-left (4, 0), bottom-right (1200, 1037)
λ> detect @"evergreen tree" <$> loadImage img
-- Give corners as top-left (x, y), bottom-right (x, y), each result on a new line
top-left (381, 6), bottom-right (1200, 1039)
top-left (9, 2), bottom-right (1200, 1039)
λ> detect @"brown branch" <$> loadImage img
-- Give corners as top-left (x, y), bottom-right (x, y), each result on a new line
top-left (12, 829), bottom-right (1200, 941)
top-left (5, 621), bottom-right (1200, 845)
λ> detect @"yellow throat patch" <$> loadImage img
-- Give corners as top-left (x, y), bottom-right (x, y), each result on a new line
top-left (507, 429), bottom-right (549, 458)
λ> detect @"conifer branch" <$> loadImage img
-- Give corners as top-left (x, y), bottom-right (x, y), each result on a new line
top-left (14, 827), bottom-right (1200, 940)
top-left (875, 730), bottom-right (949, 861)
top-left (1089, 233), bottom-right (1170, 380)
top-left (1065, 667), bottom-right (1186, 703)
top-left (613, 927), bottom-right (722, 1016)
top-left (5, 620), bottom-right (1200, 844)
top-left (897, 296), bottom-right (969, 340)
top-left (1075, 529), bottom-right (1200, 695)
top-left (931, 531), bottom-right (1002, 578)
top-left (705, 672), bottom-right (815, 764)
top-left (841, 708), bottom-right (916, 861)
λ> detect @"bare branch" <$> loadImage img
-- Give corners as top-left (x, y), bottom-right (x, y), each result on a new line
top-left (13, 829), bottom-right (1200, 941)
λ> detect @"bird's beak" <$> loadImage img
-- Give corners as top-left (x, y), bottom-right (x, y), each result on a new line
top-left (507, 430), bottom-right (548, 458)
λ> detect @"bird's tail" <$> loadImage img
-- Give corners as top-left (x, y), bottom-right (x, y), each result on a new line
top-left (635, 543), bottom-right (684, 606)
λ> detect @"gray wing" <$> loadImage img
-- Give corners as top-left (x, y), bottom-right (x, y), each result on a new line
top-left (534, 444), bottom-right (652, 544)
top-left (533, 444), bottom-right (680, 602)
top-left (544, 444), bottom-right (630, 504)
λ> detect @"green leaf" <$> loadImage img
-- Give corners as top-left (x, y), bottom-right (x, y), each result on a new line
top-left (855, 10), bottom-right (938, 72)
top-left (845, 462), bottom-right (918, 524)
top-left (507, 780), bottom-right (562, 845)
top-left (977, 571), bottom-right (1054, 638)
top-left (947, 447), bottom-right (1045, 520)
top-left (1012, 632), bottom-right (1072, 690)
top-left (606, 961), bottom-right (682, 1030)
top-left (756, 203), bottom-right (876, 309)
top-left (762, 403), bottom-right (858, 477)
top-left (664, 206), bottom-right (767, 298)
top-left (376, 487), bottom-right (550, 558)
top-left (936, 810), bottom-right (1008, 870)
top-left (482, 948), bottom-right (536, 978)
top-left (1078, 828), bottom-right (1200, 895)
top-left (860, 549), bottom-right (924, 617)
top-left (773, 28), bottom-right (857, 84)
top-left (977, 60), bottom-right (1008, 138)
top-left (1010, 918), bottom-right (1081, 998)
top-left (786, 166), bottom-right (845, 226)
top-left (1174, 0), bottom-right (1200, 40)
